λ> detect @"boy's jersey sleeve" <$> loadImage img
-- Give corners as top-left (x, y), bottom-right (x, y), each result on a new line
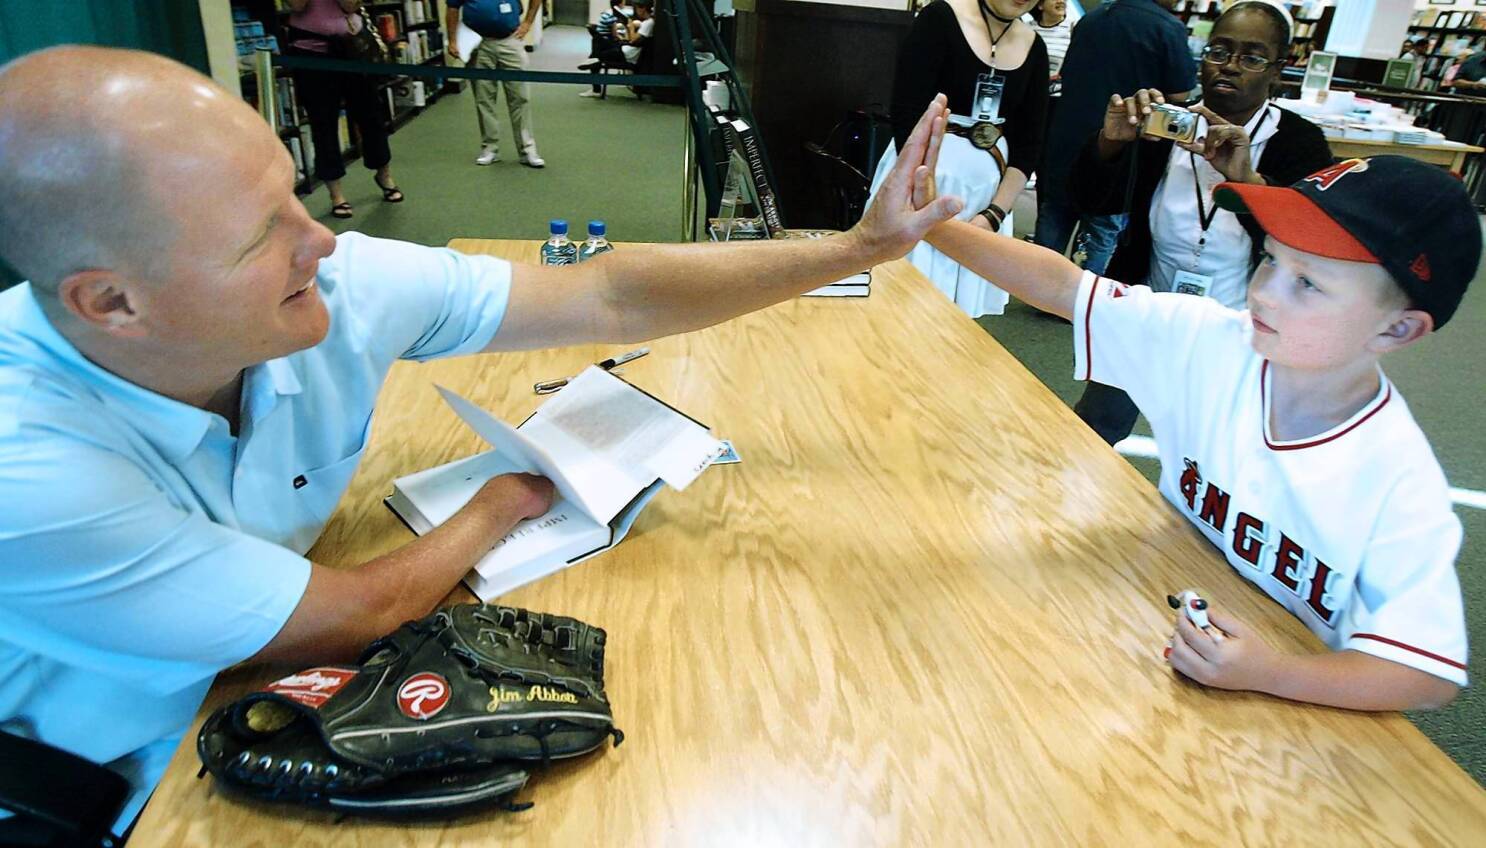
top-left (1071, 271), bottom-right (1233, 426)
top-left (1338, 479), bottom-right (1468, 687)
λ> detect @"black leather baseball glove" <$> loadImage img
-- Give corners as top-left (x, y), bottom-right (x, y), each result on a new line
top-left (197, 604), bottom-right (623, 817)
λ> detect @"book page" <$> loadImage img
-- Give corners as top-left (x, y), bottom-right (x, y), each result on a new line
top-left (524, 367), bottom-right (726, 493)
top-left (435, 385), bottom-right (616, 520)
top-left (436, 383), bottom-right (659, 526)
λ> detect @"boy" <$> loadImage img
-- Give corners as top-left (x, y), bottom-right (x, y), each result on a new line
top-left (914, 153), bottom-right (1475, 710)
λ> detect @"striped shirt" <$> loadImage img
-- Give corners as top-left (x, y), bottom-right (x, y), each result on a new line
top-left (597, 9), bottom-right (622, 44)
top-left (1029, 16), bottom-right (1074, 80)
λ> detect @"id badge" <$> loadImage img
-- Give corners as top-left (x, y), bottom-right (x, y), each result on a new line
top-left (972, 72), bottom-right (1005, 124)
top-left (1172, 270), bottom-right (1214, 298)
top-left (499, 2), bottom-right (513, 12)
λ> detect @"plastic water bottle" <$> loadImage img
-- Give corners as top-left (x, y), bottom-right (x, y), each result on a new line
top-left (578, 221), bottom-right (614, 263)
top-left (540, 220), bottom-right (578, 266)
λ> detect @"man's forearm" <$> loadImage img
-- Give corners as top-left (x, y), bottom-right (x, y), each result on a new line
top-left (1257, 650), bottom-right (1459, 711)
top-left (252, 479), bottom-right (538, 664)
top-left (925, 220), bottom-right (1082, 319)
top-left (589, 231), bottom-right (895, 343)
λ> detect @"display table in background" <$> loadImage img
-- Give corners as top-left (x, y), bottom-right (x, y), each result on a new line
top-left (128, 240), bottom-right (1486, 846)
top-left (1326, 136), bottom-right (1483, 172)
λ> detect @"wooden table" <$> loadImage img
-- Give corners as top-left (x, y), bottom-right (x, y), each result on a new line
top-left (1326, 136), bottom-right (1484, 172)
top-left (130, 240), bottom-right (1486, 846)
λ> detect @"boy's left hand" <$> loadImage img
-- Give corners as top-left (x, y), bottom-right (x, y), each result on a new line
top-left (1167, 607), bottom-right (1277, 692)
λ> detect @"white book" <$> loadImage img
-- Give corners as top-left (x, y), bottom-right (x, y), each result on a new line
top-left (803, 270), bottom-right (871, 298)
top-left (386, 367), bottom-right (727, 601)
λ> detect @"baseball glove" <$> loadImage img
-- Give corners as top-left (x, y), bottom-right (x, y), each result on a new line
top-left (197, 604), bottom-right (623, 817)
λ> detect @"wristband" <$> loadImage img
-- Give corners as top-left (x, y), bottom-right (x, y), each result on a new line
top-left (980, 203), bottom-right (1007, 231)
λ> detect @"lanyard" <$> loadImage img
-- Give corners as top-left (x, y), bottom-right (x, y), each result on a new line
top-left (1187, 106), bottom-right (1270, 268)
top-left (977, 0), bottom-right (1015, 64)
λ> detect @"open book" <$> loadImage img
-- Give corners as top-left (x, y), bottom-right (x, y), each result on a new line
top-left (386, 367), bottom-right (728, 600)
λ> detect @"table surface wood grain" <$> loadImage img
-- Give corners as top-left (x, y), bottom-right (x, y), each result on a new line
top-left (129, 240), bottom-right (1486, 846)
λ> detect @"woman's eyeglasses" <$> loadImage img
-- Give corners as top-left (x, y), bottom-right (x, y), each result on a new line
top-left (1202, 44), bottom-right (1276, 73)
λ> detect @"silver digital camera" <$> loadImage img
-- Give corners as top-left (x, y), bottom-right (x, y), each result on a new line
top-left (1142, 103), bottom-right (1198, 143)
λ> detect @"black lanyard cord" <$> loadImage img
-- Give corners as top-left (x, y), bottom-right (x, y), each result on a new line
top-left (977, 0), bottom-right (1015, 64)
top-left (1189, 106), bottom-right (1271, 245)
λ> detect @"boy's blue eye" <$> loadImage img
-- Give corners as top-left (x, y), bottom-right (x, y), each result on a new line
top-left (1299, 276), bottom-right (1317, 291)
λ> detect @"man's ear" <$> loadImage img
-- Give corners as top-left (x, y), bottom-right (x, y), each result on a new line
top-left (1369, 308), bottom-right (1434, 354)
top-left (56, 269), bottom-right (146, 336)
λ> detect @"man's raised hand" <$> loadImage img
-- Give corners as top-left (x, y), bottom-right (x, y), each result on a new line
top-left (850, 95), bottom-right (963, 261)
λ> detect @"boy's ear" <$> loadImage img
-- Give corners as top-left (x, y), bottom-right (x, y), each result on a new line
top-left (1370, 308), bottom-right (1434, 354)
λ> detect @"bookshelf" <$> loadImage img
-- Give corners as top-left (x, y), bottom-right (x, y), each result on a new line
top-left (230, 0), bottom-right (451, 195)
top-left (1408, 6), bottom-right (1486, 93)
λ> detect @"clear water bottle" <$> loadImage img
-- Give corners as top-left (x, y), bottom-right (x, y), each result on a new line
top-left (540, 219), bottom-right (578, 266)
top-left (578, 220), bottom-right (614, 263)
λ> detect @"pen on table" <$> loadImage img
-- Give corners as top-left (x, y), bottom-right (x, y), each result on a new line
top-left (534, 347), bottom-right (650, 394)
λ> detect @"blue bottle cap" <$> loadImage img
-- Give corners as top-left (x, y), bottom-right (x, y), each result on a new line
top-left (549, 219), bottom-right (568, 235)
top-left (588, 220), bottom-right (606, 237)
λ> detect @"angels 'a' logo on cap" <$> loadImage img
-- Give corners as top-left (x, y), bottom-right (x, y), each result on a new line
top-left (1411, 253), bottom-right (1432, 282)
top-left (1304, 158), bottom-right (1369, 191)
top-left (397, 672), bottom-right (451, 720)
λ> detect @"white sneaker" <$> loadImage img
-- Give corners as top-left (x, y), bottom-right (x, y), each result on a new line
top-left (519, 151), bottom-right (545, 169)
top-left (475, 147), bottom-right (499, 165)
top-left (578, 90), bottom-right (603, 98)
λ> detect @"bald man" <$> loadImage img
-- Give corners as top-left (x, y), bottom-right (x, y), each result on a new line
top-left (0, 46), bottom-right (960, 833)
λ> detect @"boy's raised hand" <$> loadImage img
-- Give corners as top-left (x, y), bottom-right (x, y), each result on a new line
top-left (852, 94), bottom-right (963, 259)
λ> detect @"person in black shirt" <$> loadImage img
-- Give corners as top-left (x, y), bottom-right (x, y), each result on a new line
top-left (1034, 0), bottom-right (1196, 274)
top-left (869, 0), bottom-right (1048, 317)
top-left (1068, 0), bottom-right (1333, 444)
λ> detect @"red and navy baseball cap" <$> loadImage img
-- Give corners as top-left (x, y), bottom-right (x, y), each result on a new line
top-left (1215, 155), bottom-right (1480, 327)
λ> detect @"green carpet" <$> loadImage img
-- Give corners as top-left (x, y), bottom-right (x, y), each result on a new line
top-left (305, 26), bottom-right (685, 245)
top-left (323, 25), bottom-right (1485, 785)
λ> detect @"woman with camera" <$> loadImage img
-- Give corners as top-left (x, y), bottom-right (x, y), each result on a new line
top-left (869, 0), bottom-right (1049, 317)
top-left (1068, 0), bottom-right (1332, 445)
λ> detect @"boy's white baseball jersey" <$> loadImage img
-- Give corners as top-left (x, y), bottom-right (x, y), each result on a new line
top-left (1072, 271), bottom-right (1468, 685)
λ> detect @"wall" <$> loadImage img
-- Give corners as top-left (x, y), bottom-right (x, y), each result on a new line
top-left (732, 0), bottom-right (913, 227)
top-left (0, 0), bottom-right (210, 71)
top-left (1326, 0), bottom-right (1411, 59)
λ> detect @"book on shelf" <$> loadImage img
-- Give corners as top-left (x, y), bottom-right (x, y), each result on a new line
top-left (385, 368), bottom-right (729, 601)
top-left (725, 118), bottom-right (786, 238)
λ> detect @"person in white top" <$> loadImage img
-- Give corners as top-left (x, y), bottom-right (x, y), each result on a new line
top-left (1028, 0), bottom-right (1074, 87)
top-left (621, 0), bottom-right (655, 65)
top-left (912, 147), bottom-right (1476, 710)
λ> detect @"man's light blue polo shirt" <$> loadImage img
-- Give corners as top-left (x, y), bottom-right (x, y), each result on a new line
top-left (0, 233), bottom-right (513, 830)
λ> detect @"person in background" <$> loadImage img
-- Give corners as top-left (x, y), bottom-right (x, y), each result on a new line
top-left (1446, 47), bottom-right (1486, 92)
top-left (446, 0), bottom-right (545, 168)
top-left (1398, 35), bottom-right (1427, 89)
top-left (1028, 0), bottom-right (1074, 100)
top-left (284, 0), bottom-right (404, 219)
top-left (598, 0), bottom-right (627, 45)
top-left (1034, 0), bottom-right (1195, 275)
top-left (1066, 0), bottom-right (1331, 445)
top-left (620, 0), bottom-right (656, 67)
top-left (579, 0), bottom-right (631, 98)
top-left (869, 0), bottom-right (1049, 318)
